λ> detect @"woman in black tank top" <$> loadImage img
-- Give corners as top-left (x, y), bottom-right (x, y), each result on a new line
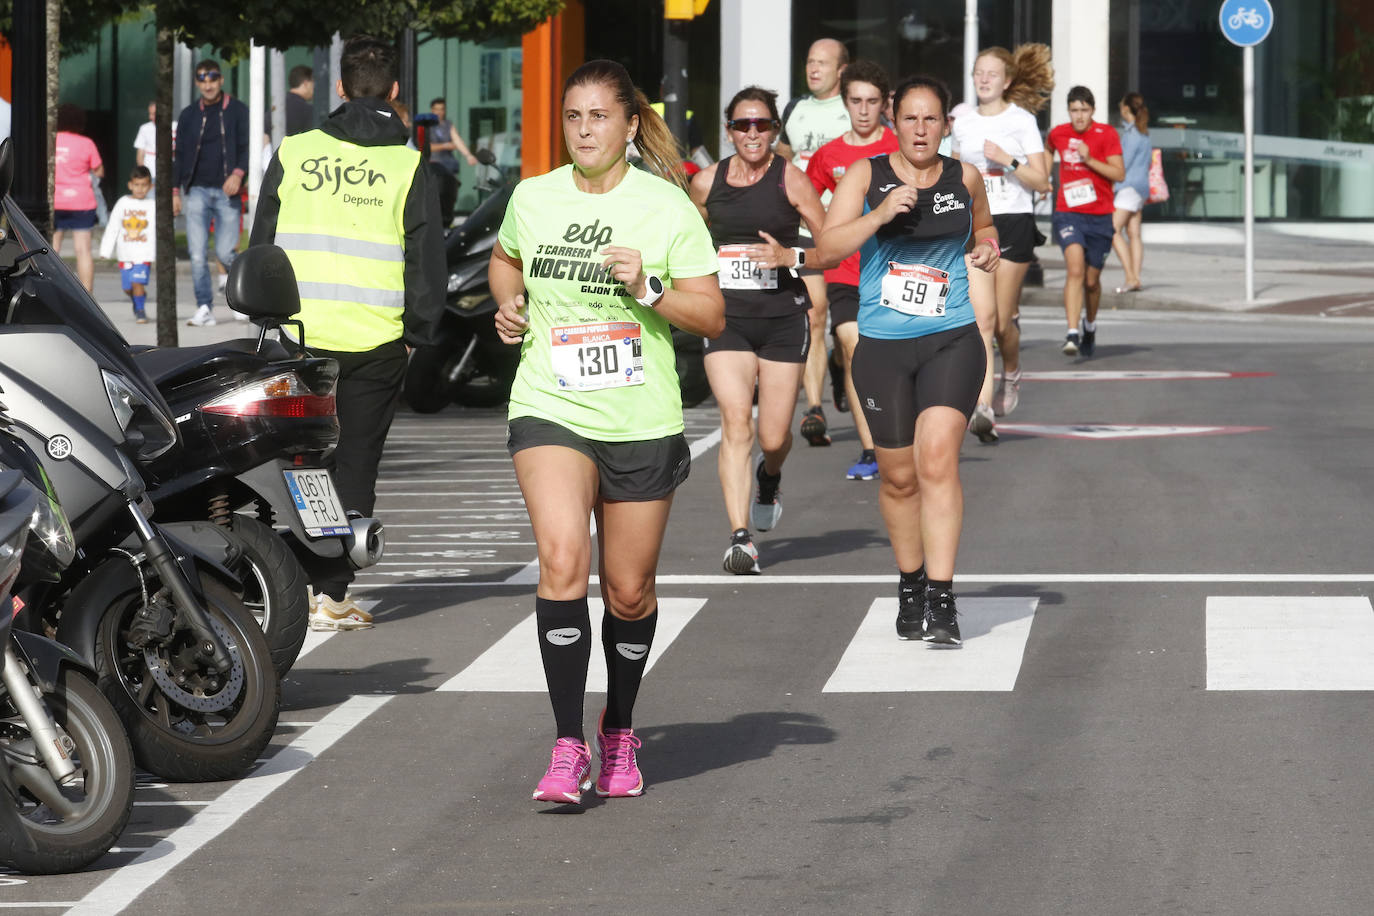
top-left (688, 86), bottom-right (829, 575)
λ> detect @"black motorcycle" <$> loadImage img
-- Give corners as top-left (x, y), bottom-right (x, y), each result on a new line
top-left (0, 464), bottom-right (134, 875)
top-left (134, 245), bottom-right (384, 676)
top-left (404, 148), bottom-right (520, 412)
top-left (0, 139), bottom-right (279, 783)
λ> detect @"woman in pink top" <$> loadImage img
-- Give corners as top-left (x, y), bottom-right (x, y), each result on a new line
top-left (53, 103), bottom-right (105, 293)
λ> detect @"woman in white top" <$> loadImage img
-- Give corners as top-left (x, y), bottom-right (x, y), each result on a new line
top-left (951, 44), bottom-right (1054, 419)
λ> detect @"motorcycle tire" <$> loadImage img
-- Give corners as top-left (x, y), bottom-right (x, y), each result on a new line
top-left (451, 367), bottom-right (513, 409)
top-left (94, 578), bottom-right (281, 783)
top-left (0, 669), bottom-right (135, 875)
top-left (403, 344), bottom-right (456, 413)
top-left (225, 516), bottom-right (310, 678)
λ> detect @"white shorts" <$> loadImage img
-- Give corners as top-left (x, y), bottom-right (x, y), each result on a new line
top-left (1114, 186), bottom-right (1144, 213)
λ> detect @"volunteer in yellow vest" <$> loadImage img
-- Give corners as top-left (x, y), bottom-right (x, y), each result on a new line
top-left (251, 35), bottom-right (445, 631)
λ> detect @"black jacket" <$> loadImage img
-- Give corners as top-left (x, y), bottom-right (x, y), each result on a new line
top-left (250, 97), bottom-right (446, 349)
top-left (174, 93), bottom-right (250, 190)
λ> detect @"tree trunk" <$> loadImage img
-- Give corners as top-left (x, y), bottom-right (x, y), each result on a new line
top-left (44, 0), bottom-right (59, 237)
top-left (155, 12), bottom-right (179, 347)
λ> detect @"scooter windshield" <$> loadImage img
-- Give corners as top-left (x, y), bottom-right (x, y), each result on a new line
top-left (0, 197), bottom-right (173, 420)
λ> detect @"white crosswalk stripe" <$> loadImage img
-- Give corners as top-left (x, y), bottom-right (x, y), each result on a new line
top-left (823, 597), bottom-right (1039, 692)
top-left (1206, 595), bottom-right (1374, 690)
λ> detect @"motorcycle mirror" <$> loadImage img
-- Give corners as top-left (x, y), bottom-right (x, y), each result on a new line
top-left (475, 148), bottom-right (496, 167)
top-left (225, 245), bottom-right (301, 320)
top-left (0, 139), bottom-right (12, 200)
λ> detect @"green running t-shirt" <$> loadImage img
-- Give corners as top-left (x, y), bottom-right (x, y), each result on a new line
top-left (497, 164), bottom-right (718, 441)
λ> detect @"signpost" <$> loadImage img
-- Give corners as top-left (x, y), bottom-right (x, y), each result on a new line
top-left (1218, 0), bottom-right (1274, 302)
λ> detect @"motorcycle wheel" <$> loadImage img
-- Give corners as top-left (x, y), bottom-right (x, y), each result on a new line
top-left (403, 344), bottom-right (456, 413)
top-left (451, 364), bottom-right (513, 408)
top-left (94, 578), bottom-right (281, 783)
top-left (225, 516), bottom-right (310, 678)
top-left (0, 669), bottom-right (135, 874)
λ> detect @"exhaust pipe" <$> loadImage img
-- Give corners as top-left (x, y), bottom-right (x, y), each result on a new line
top-left (345, 515), bottom-right (384, 569)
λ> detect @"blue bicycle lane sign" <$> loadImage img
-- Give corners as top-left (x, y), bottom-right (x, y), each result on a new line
top-left (1219, 0), bottom-right (1274, 47)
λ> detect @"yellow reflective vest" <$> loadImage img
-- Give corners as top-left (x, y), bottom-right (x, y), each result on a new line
top-left (272, 131), bottom-right (420, 352)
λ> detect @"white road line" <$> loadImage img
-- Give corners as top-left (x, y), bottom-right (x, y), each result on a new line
top-left (824, 598), bottom-right (1038, 692)
top-left (381, 458), bottom-right (512, 465)
top-left (377, 492), bottom-right (521, 497)
top-left (0, 905), bottom-right (80, 910)
top-left (1207, 596), bottom-right (1374, 690)
top-left (386, 523), bottom-right (530, 529)
top-left (351, 572), bottom-right (1374, 589)
top-left (131, 801), bottom-right (210, 807)
top-left (438, 597), bottom-right (706, 692)
top-left (64, 694), bottom-right (392, 916)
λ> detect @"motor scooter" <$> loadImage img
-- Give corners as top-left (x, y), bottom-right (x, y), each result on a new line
top-left (134, 245), bottom-right (384, 676)
top-left (0, 462), bottom-right (134, 874)
top-left (0, 139), bottom-right (279, 783)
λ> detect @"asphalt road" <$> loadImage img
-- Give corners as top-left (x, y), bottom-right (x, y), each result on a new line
top-left (6, 306), bottom-right (1374, 915)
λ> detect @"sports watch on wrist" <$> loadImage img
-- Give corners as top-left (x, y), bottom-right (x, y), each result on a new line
top-left (1008, 158), bottom-right (1021, 171)
top-left (636, 274), bottom-right (665, 308)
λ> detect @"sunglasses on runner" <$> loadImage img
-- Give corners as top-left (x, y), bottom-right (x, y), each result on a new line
top-left (196, 71), bottom-right (222, 82)
top-left (727, 117), bottom-right (779, 133)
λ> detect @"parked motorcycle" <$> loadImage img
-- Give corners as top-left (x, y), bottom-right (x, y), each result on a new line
top-left (0, 139), bottom-right (279, 783)
top-left (0, 465), bottom-right (134, 875)
top-left (403, 150), bottom-right (713, 412)
top-left (134, 244), bottom-right (385, 676)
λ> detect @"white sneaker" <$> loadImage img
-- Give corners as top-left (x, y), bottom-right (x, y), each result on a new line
top-left (309, 594), bottom-right (374, 631)
top-left (187, 305), bottom-right (217, 327)
top-left (217, 274), bottom-right (228, 292)
top-left (229, 309), bottom-right (249, 322)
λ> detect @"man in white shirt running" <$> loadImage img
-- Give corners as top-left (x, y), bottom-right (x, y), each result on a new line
top-left (777, 37), bottom-right (850, 448)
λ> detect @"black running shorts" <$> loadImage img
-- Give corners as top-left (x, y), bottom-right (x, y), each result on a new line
top-left (992, 212), bottom-right (1039, 264)
top-left (850, 323), bottom-right (986, 448)
top-left (507, 417), bottom-right (691, 501)
top-left (703, 312), bottom-right (810, 363)
top-left (827, 282), bottom-right (860, 329)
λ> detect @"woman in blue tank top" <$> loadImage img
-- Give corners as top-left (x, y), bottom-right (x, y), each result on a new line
top-left (816, 75), bottom-right (1000, 648)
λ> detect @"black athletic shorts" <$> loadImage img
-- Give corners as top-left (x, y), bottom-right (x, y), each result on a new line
top-left (992, 213), bottom-right (1038, 264)
top-left (507, 417), bottom-right (691, 502)
top-left (827, 282), bottom-right (860, 329)
top-left (850, 323), bottom-right (986, 448)
top-left (703, 312), bottom-right (810, 363)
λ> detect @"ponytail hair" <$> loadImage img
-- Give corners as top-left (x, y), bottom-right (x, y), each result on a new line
top-left (976, 43), bottom-right (1054, 114)
top-left (563, 59), bottom-right (688, 192)
top-left (1120, 91), bottom-right (1149, 135)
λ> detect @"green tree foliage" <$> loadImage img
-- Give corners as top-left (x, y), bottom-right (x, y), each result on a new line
top-left (2, 0), bottom-right (564, 58)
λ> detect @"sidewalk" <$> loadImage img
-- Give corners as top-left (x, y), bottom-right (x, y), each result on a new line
top-left (89, 258), bottom-right (259, 347)
top-left (1025, 221), bottom-right (1374, 318)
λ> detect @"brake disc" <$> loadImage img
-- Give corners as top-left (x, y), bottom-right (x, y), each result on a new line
top-left (142, 612), bottom-right (244, 713)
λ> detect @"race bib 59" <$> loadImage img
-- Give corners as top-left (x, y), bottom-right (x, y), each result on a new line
top-left (879, 262), bottom-right (949, 317)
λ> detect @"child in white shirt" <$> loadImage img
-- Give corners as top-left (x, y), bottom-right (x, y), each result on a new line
top-left (99, 165), bottom-right (155, 323)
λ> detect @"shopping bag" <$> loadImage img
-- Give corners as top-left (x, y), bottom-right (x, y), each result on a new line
top-left (1147, 148), bottom-right (1169, 204)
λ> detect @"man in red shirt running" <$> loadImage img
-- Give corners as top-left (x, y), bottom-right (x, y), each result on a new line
top-left (806, 60), bottom-right (898, 480)
top-left (1047, 85), bottom-right (1124, 357)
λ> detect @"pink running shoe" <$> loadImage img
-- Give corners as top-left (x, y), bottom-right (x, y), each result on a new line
top-left (532, 737), bottom-right (592, 804)
top-left (595, 710), bottom-right (645, 798)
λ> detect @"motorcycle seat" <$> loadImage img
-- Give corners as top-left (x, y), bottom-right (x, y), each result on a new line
top-left (132, 341), bottom-right (268, 386)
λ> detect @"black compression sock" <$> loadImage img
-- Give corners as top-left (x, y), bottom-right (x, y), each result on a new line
top-left (602, 609), bottom-right (657, 731)
top-left (535, 596), bottom-right (592, 741)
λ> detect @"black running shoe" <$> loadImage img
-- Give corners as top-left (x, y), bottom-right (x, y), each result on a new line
top-left (922, 588), bottom-right (962, 648)
top-left (828, 349), bottom-right (849, 412)
top-left (800, 406), bottom-right (830, 446)
top-left (1080, 326), bottom-right (1096, 357)
top-left (896, 588), bottom-right (926, 640)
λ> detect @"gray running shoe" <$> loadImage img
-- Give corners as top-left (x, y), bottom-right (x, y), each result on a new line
top-left (750, 458), bottom-right (783, 531)
top-left (969, 403), bottom-right (998, 444)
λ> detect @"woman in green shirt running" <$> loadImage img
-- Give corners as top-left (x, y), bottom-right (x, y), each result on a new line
top-left (490, 59), bottom-right (724, 805)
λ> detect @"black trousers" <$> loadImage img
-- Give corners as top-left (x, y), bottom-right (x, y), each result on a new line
top-left (309, 338), bottom-right (407, 598)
